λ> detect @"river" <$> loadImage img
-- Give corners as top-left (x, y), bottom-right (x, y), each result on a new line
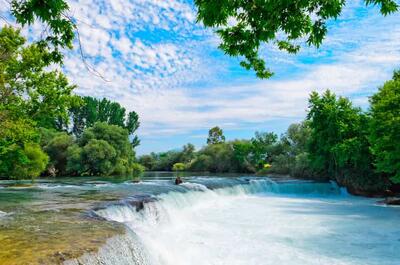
top-left (0, 173), bottom-right (399, 264)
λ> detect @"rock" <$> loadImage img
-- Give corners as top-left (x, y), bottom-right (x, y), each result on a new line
top-left (383, 197), bottom-right (400, 206)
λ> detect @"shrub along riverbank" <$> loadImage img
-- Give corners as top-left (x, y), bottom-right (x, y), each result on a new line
top-left (139, 72), bottom-right (400, 196)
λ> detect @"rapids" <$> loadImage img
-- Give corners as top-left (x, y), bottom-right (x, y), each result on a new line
top-left (95, 177), bottom-right (400, 265)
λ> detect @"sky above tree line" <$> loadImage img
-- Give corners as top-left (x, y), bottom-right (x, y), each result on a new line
top-left (1, 0), bottom-right (400, 154)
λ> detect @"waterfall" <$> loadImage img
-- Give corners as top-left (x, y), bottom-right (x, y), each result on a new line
top-left (64, 229), bottom-right (151, 265)
top-left (89, 178), bottom-right (344, 265)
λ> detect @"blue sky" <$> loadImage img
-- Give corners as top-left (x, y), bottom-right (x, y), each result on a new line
top-left (1, 0), bottom-right (400, 155)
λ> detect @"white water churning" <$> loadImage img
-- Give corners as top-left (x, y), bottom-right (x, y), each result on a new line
top-left (97, 179), bottom-right (400, 265)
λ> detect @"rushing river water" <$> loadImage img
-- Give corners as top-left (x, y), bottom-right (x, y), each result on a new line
top-left (1, 173), bottom-right (400, 265)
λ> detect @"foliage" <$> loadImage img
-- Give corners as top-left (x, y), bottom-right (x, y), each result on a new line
top-left (251, 132), bottom-right (279, 168)
top-left (307, 90), bottom-right (387, 192)
top-left (195, 0), bottom-right (398, 78)
top-left (43, 132), bottom-right (75, 176)
top-left (0, 27), bottom-right (77, 179)
top-left (188, 154), bottom-right (213, 172)
top-left (188, 143), bottom-right (238, 173)
top-left (0, 141), bottom-right (48, 180)
top-left (81, 139), bottom-right (117, 176)
top-left (16, 143), bottom-right (49, 179)
top-left (69, 96), bottom-right (140, 147)
top-left (172, 163), bottom-right (186, 172)
top-left (369, 71), bottom-right (400, 183)
top-left (138, 154), bottom-right (157, 171)
top-left (64, 122), bottom-right (138, 176)
top-left (131, 163), bottom-right (145, 176)
top-left (10, 0), bottom-right (75, 64)
top-left (232, 139), bottom-right (257, 172)
top-left (0, 26), bottom-right (81, 130)
top-left (150, 151), bottom-right (184, 171)
top-left (207, 126), bottom-right (226, 145)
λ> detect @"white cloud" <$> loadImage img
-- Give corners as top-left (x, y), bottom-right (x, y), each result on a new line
top-left (1, 0), bottom-right (399, 146)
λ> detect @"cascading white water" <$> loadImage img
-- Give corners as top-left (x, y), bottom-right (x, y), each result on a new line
top-left (96, 179), bottom-right (400, 265)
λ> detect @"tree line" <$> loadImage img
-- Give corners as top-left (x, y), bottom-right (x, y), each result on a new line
top-left (139, 72), bottom-right (400, 196)
top-left (0, 27), bottom-right (143, 179)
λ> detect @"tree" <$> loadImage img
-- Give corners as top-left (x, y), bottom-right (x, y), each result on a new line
top-left (81, 139), bottom-right (117, 176)
top-left (0, 27), bottom-right (77, 179)
top-left (69, 96), bottom-right (140, 147)
top-left (232, 139), bottom-right (256, 172)
top-left (14, 143), bottom-right (49, 179)
top-left (207, 126), bottom-right (226, 145)
top-left (369, 70), bottom-right (400, 183)
top-left (263, 122), bottom-right (314, 178)
top-left (307, 90), bottom-right (387, 192)
top-left (66, 122), bottom-right (137, 176)
top-left (138, 154), bottom-right (157, 171)
top-left (172, 163), bottom-right (186, 172)
top-left (195, 0), bottom-right (398, 78)
top-left (10, 0), bottom-right (75, 64)
top-left (0, 129), bottom-right (49, 179)
top-left (0, 26), bottom-right (80, 130)
top-left (251, 132), bottom-right (279, 167)
top-left (44, 133), bottom-right (75, 176)
top-left (194, 143), bottom-right (237, 172)
top-left (181, 143), bottom-right (196, 162)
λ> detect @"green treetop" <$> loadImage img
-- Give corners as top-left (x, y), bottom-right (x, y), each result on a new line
top-left (207, 126), bottom-right (226, 145)
top-left (195, 0), bottom-right (399, 78)
top-left (369, 71), bottom-right (400, 183)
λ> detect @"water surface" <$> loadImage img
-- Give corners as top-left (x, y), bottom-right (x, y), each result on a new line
top-left (1, 173), bottom-right (399, 264)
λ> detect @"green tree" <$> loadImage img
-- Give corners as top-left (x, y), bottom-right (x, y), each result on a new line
top-left (138, 154), bottom-right (157, 171)
top-left (195, 0), bottom-right (398, 78)
top-left (44, 133), bottom-right (75, 176)
top-left (193, 143), bottom-right (237, 173)
top-left (259, 122), bottom-right (313, 177)
top-left (370, 70), bottom-right (400, 183)
top-left (232, 139), bottom-right (256, 172)
top-left (180, 143), bottom-right (196, 162)
top-left (65, 144), bottom-right (84, 175)
top-left (251, 132), bottom-right (278, 168)
top-left (0, 26), bottom-right (80, 130)
top-left (0, 118), bottom-right (47, 179)
top-left (0, 26), bottom-right (77, 179)
top-left (172, 163), bottom-right (186, 172)
top-left (81, 139), bottom-right (117, 176)
top-left (188, 154), bottom-right (213, 172)
top-left (10, 0), bottom-right (75, 63)
top-left (66, 122), bottom-right (137, 176)
top-left (69, 96), bottom-right (140, 147)
top-left (307, 90), bottom-right (387, 192)
top-left (14, 143), bottom-right (49, 179)
top-left (207, 126), bottom-right (226, 145)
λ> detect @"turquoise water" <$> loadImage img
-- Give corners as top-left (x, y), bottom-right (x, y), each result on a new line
top-left (1, 173), bottom-right (400, 264)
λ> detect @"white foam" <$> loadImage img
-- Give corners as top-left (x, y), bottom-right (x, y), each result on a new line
top-left (96, 180), bottom-right (400, 265)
